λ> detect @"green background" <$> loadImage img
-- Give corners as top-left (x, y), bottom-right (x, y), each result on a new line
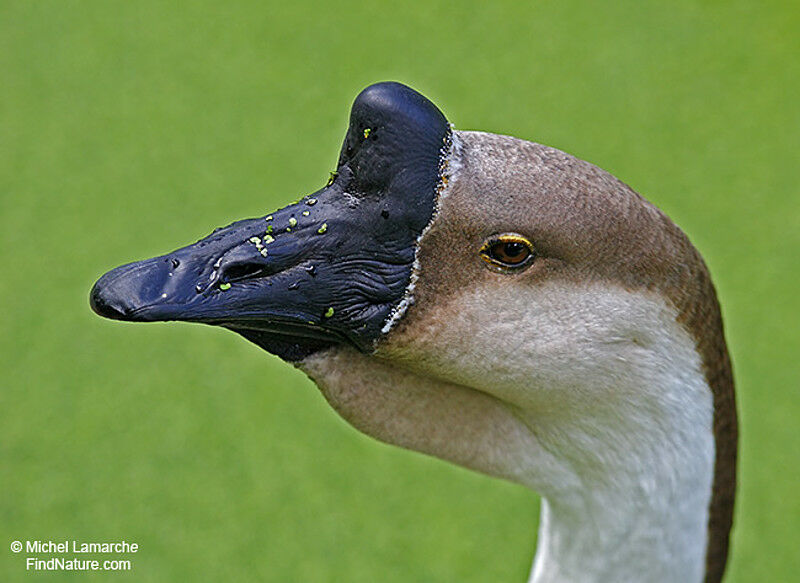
top-left (2, 1), bottom-right (798, 581)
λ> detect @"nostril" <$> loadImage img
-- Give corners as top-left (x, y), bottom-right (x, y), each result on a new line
top-left (219, 261), bottom-right (272, 283)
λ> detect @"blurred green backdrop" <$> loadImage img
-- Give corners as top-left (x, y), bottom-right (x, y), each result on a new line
top-left (1, 1), bottom-right (798, 581)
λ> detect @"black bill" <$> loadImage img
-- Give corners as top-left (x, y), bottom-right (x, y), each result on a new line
top-left (90, 82), bottom-right (451, 361)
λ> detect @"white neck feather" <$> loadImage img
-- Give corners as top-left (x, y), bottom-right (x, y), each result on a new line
top-left (300, 284), bottom-right (715, 583)
top-left (526, 368), bottom-right (714, 583)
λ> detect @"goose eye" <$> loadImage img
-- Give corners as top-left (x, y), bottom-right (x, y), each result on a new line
top-left (480, 234), bottom-right (535, 271)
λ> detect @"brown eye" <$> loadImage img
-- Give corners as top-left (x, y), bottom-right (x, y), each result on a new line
top-left (480, 234), bottom-right (535, 271)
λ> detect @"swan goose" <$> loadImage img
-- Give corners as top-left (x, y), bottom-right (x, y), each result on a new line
top-left (91, 82), bottom-right (737, 583)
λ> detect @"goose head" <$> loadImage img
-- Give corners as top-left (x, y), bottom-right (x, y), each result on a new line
top-left (91, 82), bottom-right (736, 583)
